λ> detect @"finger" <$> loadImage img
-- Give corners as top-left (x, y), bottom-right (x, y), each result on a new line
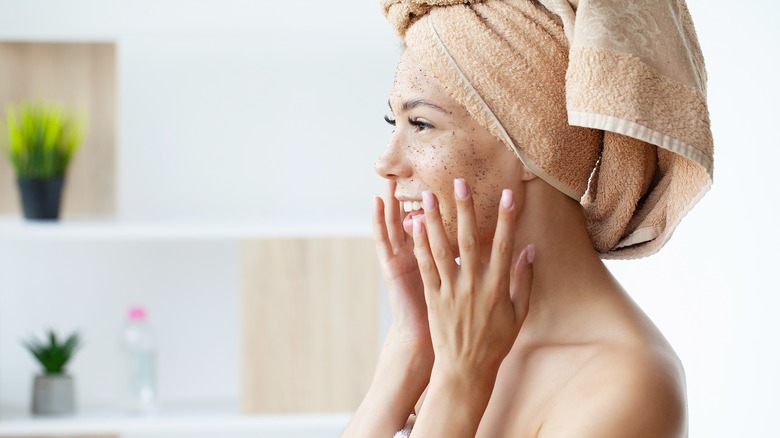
top-left (509, 244), bottom-right (535, 325)
top-left (372, 196), bottom-right (394, 262)
top-left (454, 178), bottom-right (481, 275)
top-left (421, 190), bottom-right (457, 281)
top-left (412, 215), bottom-right (441, 291)
top-left (487, 189), bottom-right (518, 284)
top-left (384, 179), bottom-right (406, 249)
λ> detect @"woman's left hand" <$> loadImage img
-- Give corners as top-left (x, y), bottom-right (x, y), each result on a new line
top-left (412, 178), bottom-right (535, 381)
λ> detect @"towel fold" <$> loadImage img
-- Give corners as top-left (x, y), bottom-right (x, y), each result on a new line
top-left (382, 0), bottom-right (713, 258)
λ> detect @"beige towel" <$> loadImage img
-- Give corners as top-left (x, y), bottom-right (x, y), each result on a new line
top-left (381, 0), bottom-right (713, 259)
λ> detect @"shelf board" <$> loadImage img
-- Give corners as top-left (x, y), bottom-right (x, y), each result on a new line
top-left (0, 217), bottom-right (372, 240)
top-left (0, 402), bottom-right (351, 435)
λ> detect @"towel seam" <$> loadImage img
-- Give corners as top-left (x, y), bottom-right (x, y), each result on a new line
top-left (568, 112), bottom-right (713, 178)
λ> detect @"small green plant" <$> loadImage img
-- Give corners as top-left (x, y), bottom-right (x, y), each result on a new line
top-left (22, 329), bottom-right (82, 375)
top-left (5, 101), bottom-right (85, 179)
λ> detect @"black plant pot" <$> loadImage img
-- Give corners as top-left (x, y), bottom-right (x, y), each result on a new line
top-left (17, 177), bottom-right (65, 220)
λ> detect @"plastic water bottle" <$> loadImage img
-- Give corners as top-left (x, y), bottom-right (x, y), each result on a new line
top-left (120, 306), bottom-right (159, 414)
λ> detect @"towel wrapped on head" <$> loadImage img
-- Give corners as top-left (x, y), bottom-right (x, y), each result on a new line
top-left (381, 0), bottom-right (713, 259)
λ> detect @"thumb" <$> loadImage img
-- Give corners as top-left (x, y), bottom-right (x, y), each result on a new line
top-left (509, 244), bottom-right (535, 325)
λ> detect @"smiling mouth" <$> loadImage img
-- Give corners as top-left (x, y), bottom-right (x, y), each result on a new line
top-left (400, 200), bottom-right (424, 234)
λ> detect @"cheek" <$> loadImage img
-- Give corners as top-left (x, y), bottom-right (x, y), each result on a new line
top-left (469, 161), bottom-right (503, 247)
top-left (420, 137), bottom-right (505, 251)
top-left (406, 134), bottom-right (462, 245)
top-left (407, 132), bottom-right (514, 254)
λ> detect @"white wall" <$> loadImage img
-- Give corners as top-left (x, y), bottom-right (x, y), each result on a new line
top-left (118, 32), bottom-right (394, 223)
top-left (0, 0), bottom-right (778, 436)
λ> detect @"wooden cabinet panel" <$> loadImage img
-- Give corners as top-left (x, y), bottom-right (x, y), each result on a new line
top-left (241, 237), bottom-right (380, 413)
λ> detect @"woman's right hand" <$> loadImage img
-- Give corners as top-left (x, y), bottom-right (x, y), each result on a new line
top-left (373, 180), bottom-right (433, 359)
top-left (341, 180), bottom-right (433, 437)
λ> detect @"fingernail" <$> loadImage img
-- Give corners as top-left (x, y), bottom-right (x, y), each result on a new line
top-left (413, 214), bottom-right (424, 235)
top-left (422, 191), bottom-right (435, 211)
top-left (526, 244), bottom-right (535, 264)
top-left (501, 189), bottom-right (514, 209)
top-left (454, 178), bottom-right (468, 200)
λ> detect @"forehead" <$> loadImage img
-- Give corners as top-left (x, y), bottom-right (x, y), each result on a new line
top-left (390, 51), bottom-right (458, 112)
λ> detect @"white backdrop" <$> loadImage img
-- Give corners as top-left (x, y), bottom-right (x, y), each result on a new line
top-left (0, 0), bottom-right (777, 436)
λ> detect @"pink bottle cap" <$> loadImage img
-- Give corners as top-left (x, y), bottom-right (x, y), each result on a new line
top-left (128, 306), bottom-right (147, 321)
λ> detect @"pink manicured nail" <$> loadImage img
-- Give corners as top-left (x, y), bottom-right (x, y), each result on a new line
top-left (413, 214), bottom-right (424, 235)
top-left (526, 244), bottom-right (535, 264)
top-left (422, 191), bottom-right (434, 211)
top-left (501, 189), bottom-right (514, 209)
top-left (454, 178), bottom-right (468, 200)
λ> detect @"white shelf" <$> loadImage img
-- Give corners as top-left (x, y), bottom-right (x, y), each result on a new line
top-left (0, 217), bottom-right (372, 240)
top-left (0, 402), bottom-right (351, 436)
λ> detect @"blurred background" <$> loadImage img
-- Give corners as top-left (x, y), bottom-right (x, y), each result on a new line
top-left (0, 0), bottom-right (777, 437)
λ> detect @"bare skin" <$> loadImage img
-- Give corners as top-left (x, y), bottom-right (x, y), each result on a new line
top-left (342, 52), bottom-right (687, 438)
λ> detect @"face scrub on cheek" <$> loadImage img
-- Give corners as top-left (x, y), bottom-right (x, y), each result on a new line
top-left (389, 55), bottom-right (510, 248)
top-left (403, 72), bottom-right (523, 249)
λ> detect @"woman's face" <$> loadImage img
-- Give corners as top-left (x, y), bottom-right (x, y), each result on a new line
top-left (376, 51), bottom-right (525, 255)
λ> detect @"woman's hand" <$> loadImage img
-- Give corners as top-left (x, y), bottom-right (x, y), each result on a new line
top-left (406, 179), bottom-right (534, 437)
top-left (342, 180), bottom-right (435, 438)
top-left (413, 178), bottom-right (534, 381)
top-left (373, 179), bottom-right (432, 357)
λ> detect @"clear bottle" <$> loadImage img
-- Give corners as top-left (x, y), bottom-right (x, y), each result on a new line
top-left (120, 306), bottom-right (159, 414)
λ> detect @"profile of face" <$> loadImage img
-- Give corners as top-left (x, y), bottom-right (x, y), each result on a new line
top-left (375, 51), bottom-right (527, 256)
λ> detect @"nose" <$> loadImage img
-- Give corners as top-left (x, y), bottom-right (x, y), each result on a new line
top-left (374, 134), bottom-right (412, 180)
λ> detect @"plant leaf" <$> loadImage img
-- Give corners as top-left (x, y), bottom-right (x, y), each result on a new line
top-left (21, 328), bottom-right (82, 374)
top-left (4, 101), bottom-right (86, 178)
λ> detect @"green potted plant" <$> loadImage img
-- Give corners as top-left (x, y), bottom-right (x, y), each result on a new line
top-left (22, 329), bottom-right (82, 415)
top-left (4, 101), bottom-right (85, 220)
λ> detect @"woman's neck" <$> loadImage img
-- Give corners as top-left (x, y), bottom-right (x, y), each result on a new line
top-left (509, 179), bottom-right (622, 345)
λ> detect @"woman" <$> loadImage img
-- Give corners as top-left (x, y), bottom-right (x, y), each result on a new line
top-left (344, 0), bottom-right (712, 436)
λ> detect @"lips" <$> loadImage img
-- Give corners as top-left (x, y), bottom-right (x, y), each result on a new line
top-left (399, 200), bottom-right (424, 235)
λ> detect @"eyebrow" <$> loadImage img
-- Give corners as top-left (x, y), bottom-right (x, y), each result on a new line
top-left (388, 99), bottom-right (450, 114)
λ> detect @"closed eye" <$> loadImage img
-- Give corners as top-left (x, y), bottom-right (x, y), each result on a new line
top-left (384, 114), bottom-right (396, 126)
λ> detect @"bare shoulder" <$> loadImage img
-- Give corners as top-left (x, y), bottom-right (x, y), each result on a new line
top-left (538, 342), bottom-right (687, 438)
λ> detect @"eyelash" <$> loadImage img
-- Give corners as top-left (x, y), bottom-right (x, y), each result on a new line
top-left (383, 115), bottom-right (432, 131)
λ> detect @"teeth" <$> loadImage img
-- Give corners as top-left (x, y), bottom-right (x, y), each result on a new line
top-left (403, 201), bottom-right (423, 212)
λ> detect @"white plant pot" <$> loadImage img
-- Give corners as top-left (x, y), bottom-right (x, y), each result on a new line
top-left (32, 373), bottom-right (75, 415)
